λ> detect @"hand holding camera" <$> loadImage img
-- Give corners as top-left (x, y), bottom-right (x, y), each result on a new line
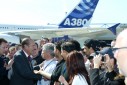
top-left (93, 54), bottom-right (102, 68)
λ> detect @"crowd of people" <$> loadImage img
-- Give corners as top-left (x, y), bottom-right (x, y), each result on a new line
top-left (1, 29), bottom-right (127, 85)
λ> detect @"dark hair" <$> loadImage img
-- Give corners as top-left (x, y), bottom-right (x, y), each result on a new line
top-left (61, 42), bottom-right (76, 53)
top-left (54, 41), bottom-right (63, 52)
top-left (35, 42), bottom-right (39, 48)
top-left (21, 38), bottom-right (31, 48)
top-left (68, 39), bottom-right (81, 51)
top-left (0, 38), bottom-right (7, 45)
top-left (10, 43), bottom-right (17, 47)
top-left (99, 41), bottom-right (107, 48)
top-left (84, 39), bottom-right (100, 51)
top-left (42, 37), bottom-right (49, 42)
top-left (66, 51), bottom-right (90, 85)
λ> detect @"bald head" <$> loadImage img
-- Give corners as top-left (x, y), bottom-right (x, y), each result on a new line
top-left (114, 29), bottom-right (127, 77)
top-left (116, 29), bottom-right (127, 47)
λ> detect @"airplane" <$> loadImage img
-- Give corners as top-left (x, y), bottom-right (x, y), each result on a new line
top-left (0, 0), bottom-right (100, 43)
top-left (0, 33), bottom-right (21, 44)
top-left (0, 0), bottom-right (126, 45)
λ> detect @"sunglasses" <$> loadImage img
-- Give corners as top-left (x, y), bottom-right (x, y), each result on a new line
top-left (112, 47), bottom-right (127, 53)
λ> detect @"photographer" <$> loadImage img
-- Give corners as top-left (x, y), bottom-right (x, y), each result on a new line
top-left (90, 53), bottom-right (125, 85)
top-left (83, 39), bottom-right (100, 72)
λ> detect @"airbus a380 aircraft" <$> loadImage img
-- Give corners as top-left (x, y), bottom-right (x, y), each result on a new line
top-left (0, 0), bottom-right (101, 41)
top-left (0, 0), bottom-right (126, 44)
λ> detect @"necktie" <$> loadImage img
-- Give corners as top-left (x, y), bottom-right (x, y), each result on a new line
top-left (28, 56), bottom-right (33, 69)
top-left (28, 55), bottom-right (32, 62)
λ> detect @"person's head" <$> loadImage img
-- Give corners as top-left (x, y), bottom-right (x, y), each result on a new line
top-left (0, 38), bottom-right (8, 56)
top-left (21, 38), bottom-right (35, 55)
top-left (68, 39), bottom-right (81, 51)
top-left (31, 42), bottom-right (39, 58)
top-left (84, 39), bottom-right (100, 56)
top-left (54, 41), bottom-right (63, 59)
top-left (8, 46), bottom-right (17, 59)
top-left (42, 43), bottom-right (55, 60)
top-left (99, 41), bottom-right (107, 50)
top-left (66, 51), bottom-right (90, 85)
top-left (96, 47), bottom-right (114, 59)
top-left (96, 47), bottom-right (116, 69)
top-left (40, 37), bottom-right (49, 46)
top-left (61, 41), bottom-right (76, 60)
top-left (114, 29), bottom-right (127, 77)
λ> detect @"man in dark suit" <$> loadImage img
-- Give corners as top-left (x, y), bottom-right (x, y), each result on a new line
top-left (0, 38), bottom-right (13, 85)
top-left (10, 38), bottom-right (42, 85)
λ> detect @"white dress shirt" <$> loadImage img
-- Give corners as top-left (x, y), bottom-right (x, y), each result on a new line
top-left (37, 59), bottom-right (57, 85)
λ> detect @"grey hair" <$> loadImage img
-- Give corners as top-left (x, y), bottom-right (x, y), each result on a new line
top-left (42, 43), bottom-right (55, 57)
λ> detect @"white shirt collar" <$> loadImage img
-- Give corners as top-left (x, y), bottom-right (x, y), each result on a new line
top-left (23, 50), bottom-right (29, 58)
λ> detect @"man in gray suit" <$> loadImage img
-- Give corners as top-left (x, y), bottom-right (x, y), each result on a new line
top-left (10, 38), bottom-right (42, 85)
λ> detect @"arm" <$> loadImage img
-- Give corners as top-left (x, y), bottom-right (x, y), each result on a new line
top-left (33, 61), bottom-right (44, 70)
top-left (13, 55), bottom-right (42, 80)
top-left (34, 70), bottom-right (51, 79)
top-left (6, 59), bottom-right (14, 70)
top-left (90, 54), bottom-right (102, 85)
top-left (59, 75), bottom-right (69, 85)
top-left (34, 60), bottom-right (57, 80)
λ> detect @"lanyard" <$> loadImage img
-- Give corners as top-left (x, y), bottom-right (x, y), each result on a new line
top-left (43, 60), bottom-right (54, 70)
top-left (38, 60), bottom-right (55, 85)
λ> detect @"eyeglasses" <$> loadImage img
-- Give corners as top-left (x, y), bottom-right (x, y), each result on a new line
top-left (112, 47), bottom-right (127, 54)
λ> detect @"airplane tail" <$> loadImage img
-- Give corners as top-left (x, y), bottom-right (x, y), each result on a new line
top-left (58, 0), bottom-right (99, 28)
top-left (107, 23), bottom-right (120, 35)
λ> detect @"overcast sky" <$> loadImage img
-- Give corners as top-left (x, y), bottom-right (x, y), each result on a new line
top-left (0, 0), bottom-right (126, 25)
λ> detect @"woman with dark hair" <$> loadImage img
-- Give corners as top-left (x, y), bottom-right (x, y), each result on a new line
top-left (59, 51), bottom-right (90, 85)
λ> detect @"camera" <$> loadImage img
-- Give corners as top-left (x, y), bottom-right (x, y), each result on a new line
top-left (95, 51), bottom-right (106, 62)
top-left (101, 55), bottom-right (106, 62)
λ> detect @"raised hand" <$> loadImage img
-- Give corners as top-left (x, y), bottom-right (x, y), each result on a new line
top-left (93, 54), bottom-right (102, 68)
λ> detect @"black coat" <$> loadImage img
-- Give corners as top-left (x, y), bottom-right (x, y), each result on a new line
top-left (0, 56), bottom-right (9, 85)
top-left (90, 68), bottom-right (125, 85)
top-left (32, 54), bottom-right (44, 65)
top-left (50, 59), bottom-right (65, 85)
top-left (10, 50), bottom-right (42, 85)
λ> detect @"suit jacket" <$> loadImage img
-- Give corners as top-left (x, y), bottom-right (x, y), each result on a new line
top-left (0, 56), bottom-right (9, 85)
top-left (10, 50), bottom-right (42, 85)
